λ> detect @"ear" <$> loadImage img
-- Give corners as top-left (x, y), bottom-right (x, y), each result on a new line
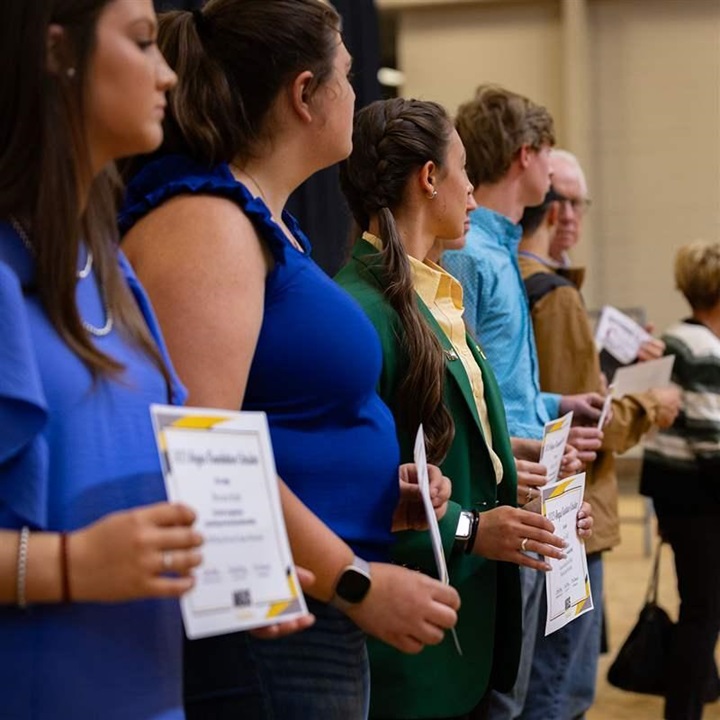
top-left (47, 24), bottom-right (69, 76)
top-left (518, 144), bottom-right (533, 170)
top-left (288, 70), bottom-right (316, 124)
top-left (419, 160), bottom-right (437, 197)
top-left (547, 201), bottom-right (560, 228)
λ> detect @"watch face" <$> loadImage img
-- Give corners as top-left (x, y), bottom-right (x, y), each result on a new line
top-left (336, 568), bottom-right (372, 603)
top-left (456, 512), bottom-right (472, 540)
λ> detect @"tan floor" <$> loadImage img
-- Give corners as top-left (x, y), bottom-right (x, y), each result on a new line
top-left (587, 493), bottom-right (720, 720)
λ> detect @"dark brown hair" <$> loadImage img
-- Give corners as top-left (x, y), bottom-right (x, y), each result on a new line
top-left (456, 84), bottom-right (555, 187)
top-left (340, 98), bottom-right (455, 463)
top-left (0, 0), bottom-right (170, 381)
top-left (157, 0), bottom-right (341, 166)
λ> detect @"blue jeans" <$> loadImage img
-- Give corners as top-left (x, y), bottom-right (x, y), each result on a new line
top-left (487, 564), bottom-right (546, 720)
top-left (519, 552), bottom-right (604, 720)
top-left (184, 597), bottom-right (370, 719)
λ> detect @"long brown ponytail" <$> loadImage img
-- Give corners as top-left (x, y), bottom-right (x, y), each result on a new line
top-left (340, 98), bottom-right (455, 463)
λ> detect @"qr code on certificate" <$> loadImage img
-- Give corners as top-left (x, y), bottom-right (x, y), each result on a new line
top-left (233, 589), bottom-right (252, 607)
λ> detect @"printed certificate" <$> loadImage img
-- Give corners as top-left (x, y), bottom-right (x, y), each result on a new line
top-left (151, 405), bottom-right (307, 639)
top-left (595, 305), bottom-right (652, 364)
top-left (541, 473), bottom-right (593, 636)
top-left (612, 355), bottom-right (675, 397)
top-left (539, 412), bottom-right (573, 484)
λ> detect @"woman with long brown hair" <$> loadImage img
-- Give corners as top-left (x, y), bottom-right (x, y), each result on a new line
top-left (119, 1), bottom-right (460, 718)
top-left (336, 98), bottom-right (586, 719)
top-left (0, 0), bottom-right (201, 717)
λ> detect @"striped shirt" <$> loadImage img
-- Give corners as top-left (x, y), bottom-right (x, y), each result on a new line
top-left (641, 319), bottom-right (720, 506)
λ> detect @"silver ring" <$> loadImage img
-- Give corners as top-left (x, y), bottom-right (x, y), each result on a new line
top-left (520, 538), bottom-right (529, 553)
top-left (162, 551), bottom-right (173, 571)
top-left (526, 487), bottom-right (533, 503)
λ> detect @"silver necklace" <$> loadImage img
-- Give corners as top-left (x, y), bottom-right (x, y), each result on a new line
top-left (9, 215), bottom-right (114, 337)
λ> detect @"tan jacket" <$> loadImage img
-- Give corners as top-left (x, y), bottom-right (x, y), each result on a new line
top-left (519, 255), bottom-right (660, 554)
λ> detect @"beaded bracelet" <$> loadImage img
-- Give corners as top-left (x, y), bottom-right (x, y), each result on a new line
top-left (59, 533), bottom-right (72, 603)
top-left (16, 526), bottom-right (29, 609)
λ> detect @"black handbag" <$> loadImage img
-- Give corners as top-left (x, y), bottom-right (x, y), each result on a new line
top-left (607, 540), bottom-right (674, 695)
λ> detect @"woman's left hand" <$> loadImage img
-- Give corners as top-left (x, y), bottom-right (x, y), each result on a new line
top-left (392, 463), bottom-right (452, 531)
top-left (576, 501), bottom-right (593, 539)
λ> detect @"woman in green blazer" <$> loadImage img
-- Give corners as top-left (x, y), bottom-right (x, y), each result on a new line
top-left (335, 98), bottom-right (574, 719)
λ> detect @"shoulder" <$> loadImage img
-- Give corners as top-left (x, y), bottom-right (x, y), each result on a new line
top-left (524, 271), bottom-right (575, 311)
top-left (123, 193), bottom-right (267, 282)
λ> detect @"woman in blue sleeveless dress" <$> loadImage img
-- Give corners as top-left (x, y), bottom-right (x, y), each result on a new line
top-left (120, 2), bottom-right (460, 718)
top-left (0, 1), bottom-right (200, 717)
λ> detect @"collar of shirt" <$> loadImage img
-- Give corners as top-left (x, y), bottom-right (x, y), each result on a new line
top-left (361, 232), bottom-right (464, 309)
top-left (469, 206), bottom-right (522, 253)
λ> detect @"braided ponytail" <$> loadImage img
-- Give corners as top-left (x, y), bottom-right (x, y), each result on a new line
top-left (340, 98), bottom-right (455, 463)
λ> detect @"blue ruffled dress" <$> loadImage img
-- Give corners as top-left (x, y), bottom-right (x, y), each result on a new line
top-left (0, 221), bottom-right (187, 719)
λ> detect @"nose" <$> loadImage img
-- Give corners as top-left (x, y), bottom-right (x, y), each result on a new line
top-left (466, 187), bottom-right (477, 212)
top-left (157, 51), bottom-right (177, 91)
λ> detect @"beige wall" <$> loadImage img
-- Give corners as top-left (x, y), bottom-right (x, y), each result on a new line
top-left (383, 0), bottom-right (720, 332)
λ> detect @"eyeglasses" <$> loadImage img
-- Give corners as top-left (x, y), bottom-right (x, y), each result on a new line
top-left (555, 193), bottom-right (592, 216)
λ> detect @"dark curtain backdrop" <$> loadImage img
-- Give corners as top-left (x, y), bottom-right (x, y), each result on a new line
top-left (153, 0), bottom-right (381, 275)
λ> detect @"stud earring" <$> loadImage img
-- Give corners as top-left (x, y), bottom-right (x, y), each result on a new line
top-left (66, 67), bottom-right (76, 79)
top-left (428, 189), bottom-right (438, 199)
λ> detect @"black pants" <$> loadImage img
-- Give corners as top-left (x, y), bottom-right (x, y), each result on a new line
top-left (654, 504), bottom-right (720, 720)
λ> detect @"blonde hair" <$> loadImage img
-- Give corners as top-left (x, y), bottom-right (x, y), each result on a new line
top-left (675, 240), bottom-right (720, 310)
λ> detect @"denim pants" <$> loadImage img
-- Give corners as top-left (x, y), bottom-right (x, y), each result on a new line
top-left (184, 597), bottom-right (370, 720)
top-left (486, 563), bottom-right (545, 720)
top-left (519, 552), bottom-right (604, 720)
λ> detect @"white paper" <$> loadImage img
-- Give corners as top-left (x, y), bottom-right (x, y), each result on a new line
top-left (594, 305), bottom-right (652, 364)
top-left (538, 412), bottom-right (573, 484)
top-left (413, 425), bottom-right (462, 655)
top-left (597, 384), bottom-right (615, 430)
top-left (151, 404), bottom-right (307, 639)
top-left (541, 473), bottom-right (593, 636)
top-left (612, 355), bottom-right (675, 397)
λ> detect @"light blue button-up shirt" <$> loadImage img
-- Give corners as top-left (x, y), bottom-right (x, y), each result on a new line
top-left (443, 206), bottom-right (560, 439)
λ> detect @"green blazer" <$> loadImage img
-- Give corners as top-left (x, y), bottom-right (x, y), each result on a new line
top-left (335, 239), bottom-right (522, 719)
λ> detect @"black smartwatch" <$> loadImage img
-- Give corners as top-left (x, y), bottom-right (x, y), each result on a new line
top-left (330, 556), bottom-right (372, 610)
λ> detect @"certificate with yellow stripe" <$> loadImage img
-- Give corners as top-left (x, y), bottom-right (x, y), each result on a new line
top-left (541, 472), bottom-right (593, 636)
top-left (151, 404), bottom-right (307, 639)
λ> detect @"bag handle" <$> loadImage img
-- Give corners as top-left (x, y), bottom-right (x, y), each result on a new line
top-left (645, 539), bottom-right (665, 605)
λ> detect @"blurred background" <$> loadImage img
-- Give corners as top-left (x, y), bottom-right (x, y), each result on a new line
top-left (156, 0), bottom-right (720, 343)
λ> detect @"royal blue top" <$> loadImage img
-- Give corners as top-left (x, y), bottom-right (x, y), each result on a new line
top-left (120, 154), bottom-right (399, 561)
top-left (0, 222), bottom-right (187, 719)
top-left (443, 207), bottom-right (561, 439)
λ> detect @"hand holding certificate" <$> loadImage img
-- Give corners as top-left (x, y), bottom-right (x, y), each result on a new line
top-left (540, 473), bottom-right (593, 636)
top-left (151, 405), bottom-right (308, 639)
top-left (595, 306), bottom-right (652, 364)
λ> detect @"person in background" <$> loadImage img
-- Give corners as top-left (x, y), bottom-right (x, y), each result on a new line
top-left (0, 1), bottom-right (202, 717)
top-left (641, 239), bottom-right (720, 720)
top-left (337, 97), bottom-right (592, 720)
top-left (444, 85), bottom-right (605, 720)
top-left (120, 2), bottom-right (460, 718)
top-left (517, 163), bottom-right (681, 719)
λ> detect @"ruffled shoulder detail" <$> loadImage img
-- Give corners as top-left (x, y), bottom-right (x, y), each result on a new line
top-left (0, 241), bottom-right (50, 527)
top-left (118, 251), bottom-right (187, 407)
top-left (119, 154), bottom-right (309, 263)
